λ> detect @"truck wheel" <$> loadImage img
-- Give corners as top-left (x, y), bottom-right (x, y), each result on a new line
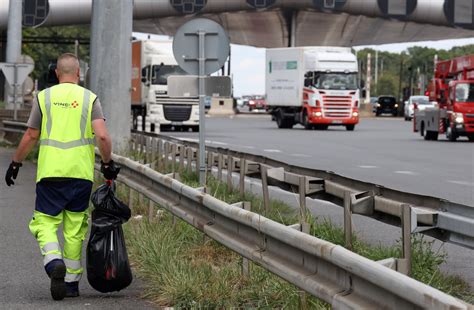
top-left (425, 131), bottom-right (438, 141)
top-left (276, 111), bottom-right (293, 129)
top-left (346, 125), bottom-right (355, 131)
top-left (303, 112), bottom-right (312, 130)
top-left (446, 126), bottom-right (457, 142)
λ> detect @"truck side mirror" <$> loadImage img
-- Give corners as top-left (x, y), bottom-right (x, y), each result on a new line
top-left (141, 77), bottom-right (147, 83)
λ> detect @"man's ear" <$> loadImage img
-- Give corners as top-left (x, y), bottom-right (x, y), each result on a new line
top-left (55, 69), bottom-right (60, 79)
top-left (76, 67), bottom-right (80, 78)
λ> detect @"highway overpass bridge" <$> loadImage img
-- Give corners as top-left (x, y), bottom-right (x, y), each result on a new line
top-left (1, 0), bottom-right (474, 47)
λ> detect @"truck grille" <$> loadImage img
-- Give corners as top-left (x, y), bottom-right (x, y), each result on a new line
top-left (322, 95), bottom-right (352, 118)
top-left (465, 115), bottom-right (474, 130)
top-left (163, 105), bottom-right (192, 122)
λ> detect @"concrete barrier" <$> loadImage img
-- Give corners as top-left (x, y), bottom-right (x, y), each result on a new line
top-left (207, 97), bottom-right (236, 116)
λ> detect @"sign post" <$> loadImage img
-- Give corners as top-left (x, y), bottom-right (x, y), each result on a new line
top-left (173, 18), bottom-right (230, 185)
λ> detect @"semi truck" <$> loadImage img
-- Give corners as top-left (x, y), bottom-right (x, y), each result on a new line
top-left (132, 40), bottom-right (199, 132)
top-left (414, 55), bottom-right (474, 141)
top-left (266, 47), bottom-right (360, 130)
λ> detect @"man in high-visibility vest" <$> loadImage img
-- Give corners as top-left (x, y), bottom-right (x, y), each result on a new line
top-left (4, 53), bottom-right (120, 300)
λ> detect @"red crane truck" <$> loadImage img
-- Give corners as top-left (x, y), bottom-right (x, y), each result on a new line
top-left (414, 55), bottom-right (474, 141)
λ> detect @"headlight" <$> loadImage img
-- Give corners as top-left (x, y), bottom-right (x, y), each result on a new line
top-left (353, 112), bottom-right (359, 117)
top-left (376, 103), bottom-right (381, 107)
top-left (454, 113), bottom-right (464, 123)
top-left (394, 104), bottom-right (399, 108)
top-left (313, 111), bottom-right (322, 117)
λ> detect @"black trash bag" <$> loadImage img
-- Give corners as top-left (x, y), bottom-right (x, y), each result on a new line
top-left (87, 181), bottom-right (133, 293)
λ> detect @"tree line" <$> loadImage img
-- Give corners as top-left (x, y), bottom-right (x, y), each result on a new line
top-left (356, 45), bottom-right (474, 101)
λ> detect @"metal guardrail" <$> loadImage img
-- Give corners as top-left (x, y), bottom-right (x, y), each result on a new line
top-left (131, 130), bottom-right (474, 251)
top-left (98, 151), bottom-right (469, 309)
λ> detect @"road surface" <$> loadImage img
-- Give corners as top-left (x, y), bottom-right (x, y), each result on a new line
top-left (0, 148), bottom-right (156, 310)
top-left (166, 115), bottom-right (474, 207)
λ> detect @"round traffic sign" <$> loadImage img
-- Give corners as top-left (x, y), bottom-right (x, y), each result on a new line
top-left (173, 18), bottom-right (230, 76)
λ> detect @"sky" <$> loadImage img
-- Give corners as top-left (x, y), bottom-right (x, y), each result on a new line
top-left (134, 32), bottom-right (474, 97)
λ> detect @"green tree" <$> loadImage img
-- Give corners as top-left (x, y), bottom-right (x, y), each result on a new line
top-left (22, 25), bottom-right (90, 85)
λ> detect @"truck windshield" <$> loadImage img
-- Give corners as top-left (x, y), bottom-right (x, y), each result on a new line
top-left (314, 73), bottom-right (358, 90)
top-left (455, 83), bottom-right (474, 103)
top-left (152, 65), bottom-right (188, 85)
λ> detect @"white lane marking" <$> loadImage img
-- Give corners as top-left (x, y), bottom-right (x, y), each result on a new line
top-left (209, 141), bottom-right (228, 146)
top-left (358, 165), bottom-right (378, 169)
top-left (447, 180), bottom-right (474, 187)
top-left (264, 149), bottom-right (282, 153)
top-left (394, 171), bottom-right (419, 175)
top-left (291, 154), bottom-right (311, 158)
top-left (238, 145), bottom-right (256, 149)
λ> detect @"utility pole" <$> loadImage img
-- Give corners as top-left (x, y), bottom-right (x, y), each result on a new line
top-left (4, 0), bottom-right (22, 108)
top-left (90, 0), bottom-right (133, 151)
top-left (375, 50), bottom-right (378, 96)
top-left (366, 53), bottom-right (371, 104)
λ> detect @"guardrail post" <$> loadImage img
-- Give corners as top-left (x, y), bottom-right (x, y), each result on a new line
top-left (128, 187), bottom-right (134, 210)
top-left (344, 191), bottom-right (353, 251)
top-left (239, 158), bottom-right (246, 196)
top-left (171, 144), bottom-right (177, 174)
top-left (163, 141), bottom-right (170, 170)
top-left (138, 134), bottom-right (144, 163)
top-left (151, 137), bottom-right (157, 170)
top-left (227, 154), bottom-right (234, 192)
top-left (400, 204), bottom-right (412, 276)
top-left (261, 165), bottom-right (270, 213)
top-left (157, 139), bottom-right (163, 171)
top-left (217, 153), bottom-right (223, 181)
top-left (299, 176), bottom-right (309, 229)
top-left (187, 147), bottom-right (193, 174)
top-left (148, 199), bottom-right (154, 220)
top-left (179, 145), bottom-right (185, 173)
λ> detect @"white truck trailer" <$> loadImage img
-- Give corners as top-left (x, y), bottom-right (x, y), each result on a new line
top-left (132, 40), bottom-right (199, 132)
top-left (266, 47), bottom-right (360, 130)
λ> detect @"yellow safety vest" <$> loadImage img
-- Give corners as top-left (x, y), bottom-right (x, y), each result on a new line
top-left (36, 83), bottom-right (97, 182)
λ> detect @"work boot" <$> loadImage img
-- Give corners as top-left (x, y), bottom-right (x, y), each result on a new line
top-left (45, 259), bottom-right (66, 301)
top-left (65, 281), bottom-right (80, 297)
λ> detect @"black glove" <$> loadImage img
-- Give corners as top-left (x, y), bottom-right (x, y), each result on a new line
top-left (5, 161), bottom-right (22, 186)
top-left (100, 160), bottom-right (120, 180)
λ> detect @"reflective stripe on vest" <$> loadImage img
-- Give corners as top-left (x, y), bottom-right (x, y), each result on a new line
top-left (40, 88), bottom-right (93, 149)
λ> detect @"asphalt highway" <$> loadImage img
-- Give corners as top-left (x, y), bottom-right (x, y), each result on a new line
top-left (163, 114), bottom-right (474, 287)
top-left (167, 115), bottom-right (474, 207)
top-left (0, 148), bottom-right (156, 310)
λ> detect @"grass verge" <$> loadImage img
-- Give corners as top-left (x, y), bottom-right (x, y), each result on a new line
top-left (112, 163), bottom-right (473, 308)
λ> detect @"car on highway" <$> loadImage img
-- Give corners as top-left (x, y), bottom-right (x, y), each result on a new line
top-left (370, 97), bottom-right (378, 113)
top-left (404, 95), bottom-right (432, 121)
top-left (375, 96), bottom-right (398, 116)
top-left (248, 96), bottom-right (268, 112)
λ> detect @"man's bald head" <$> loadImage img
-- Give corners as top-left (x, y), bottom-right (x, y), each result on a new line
top-left (56, 53), bottom-right (80, 83)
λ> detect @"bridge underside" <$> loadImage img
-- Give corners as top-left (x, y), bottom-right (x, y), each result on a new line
top-left (134, 10), bottom-right (474, 48)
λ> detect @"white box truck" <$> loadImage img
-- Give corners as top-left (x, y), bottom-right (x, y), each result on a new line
top-left (132, 40), bottom-right (199, 132)
top-left (266, 47), bottom-right (360, 130)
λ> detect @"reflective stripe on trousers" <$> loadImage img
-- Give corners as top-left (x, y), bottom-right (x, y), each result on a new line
top-left (64, 258), bottom-right (82, 283)
top-left (41, 242), bottom-right (62, 266)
